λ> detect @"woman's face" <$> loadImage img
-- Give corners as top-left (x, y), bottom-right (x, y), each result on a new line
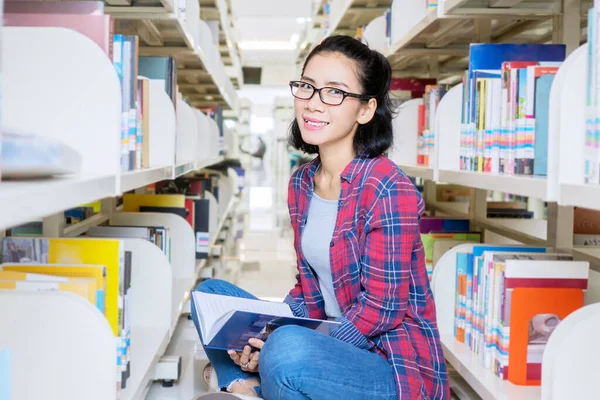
top-left (294, 52), bottom-right (371, 151)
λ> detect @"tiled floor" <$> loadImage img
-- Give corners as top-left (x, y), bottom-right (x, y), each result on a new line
top-left (146, 159), bottom-right (296, 400)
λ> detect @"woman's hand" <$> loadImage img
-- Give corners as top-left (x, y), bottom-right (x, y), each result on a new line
top-left (227, 338), bottom-right (264, 373)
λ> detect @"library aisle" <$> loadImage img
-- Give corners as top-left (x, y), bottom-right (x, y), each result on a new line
top-left (147, 162), bottom-right (297, 400)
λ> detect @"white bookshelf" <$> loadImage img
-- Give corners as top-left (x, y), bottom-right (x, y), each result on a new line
top-left (432, 243), bottom-right (600, 400)
top-left (105, 5), bottom-right (238, 112)
top-left (0, 7), bottom-right (241, 400)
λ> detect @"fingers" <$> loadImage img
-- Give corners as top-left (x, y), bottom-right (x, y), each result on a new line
top-left (227, 350), bottom-right (240, 365)
top-left (239, 345), bottom-right (252, 367)
top-left (248, 338), bottom-right (265, 350)
top-left (246, 350), bottom-right (260, 373)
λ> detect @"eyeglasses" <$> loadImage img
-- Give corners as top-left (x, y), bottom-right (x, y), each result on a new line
top-left (289, 80), bottom-right (369, 106)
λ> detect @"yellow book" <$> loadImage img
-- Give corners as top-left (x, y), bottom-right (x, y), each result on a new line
top-left (122, 193), bottom-right (185, 212)
top-left (0, 275), bottom-right (93, 304)
top-left (0, 264), bottom-right (106, 312)
top-left (0, 237), bottom-right (123, 336)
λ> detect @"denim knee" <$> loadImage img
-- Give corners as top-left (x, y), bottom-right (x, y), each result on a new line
top-left (260, 325), bottom-right (312, 381)
top-left (194, 278), bottom-right (228, 293)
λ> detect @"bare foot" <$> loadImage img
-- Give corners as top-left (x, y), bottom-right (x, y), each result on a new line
top-left (228, 379), bottom-right (260, 396)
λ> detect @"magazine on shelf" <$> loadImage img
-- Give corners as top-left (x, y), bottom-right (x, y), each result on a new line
top-left (192, 292), bottom-right (340, 352)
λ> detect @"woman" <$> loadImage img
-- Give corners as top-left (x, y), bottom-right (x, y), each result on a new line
top-left (192, 35), bottom-right (450, 399)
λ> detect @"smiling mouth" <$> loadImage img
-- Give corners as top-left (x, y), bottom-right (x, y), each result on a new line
top-left (304, 119), bottom-right (329, 127)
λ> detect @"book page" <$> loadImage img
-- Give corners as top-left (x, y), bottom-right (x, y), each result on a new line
top-left (192, 292), bottom-right (293, 342)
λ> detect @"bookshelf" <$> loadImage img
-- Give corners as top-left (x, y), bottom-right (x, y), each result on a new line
top-left (106, 3), bottom-right (239, 112)
top-left (431, 243), bottom-right (600, 400)
top-left (199, 0), bottom-right (244, 89)
top-left (297, 0), bottom-right (392, 62)
top-left (385, 0), bottom-right (564, 80)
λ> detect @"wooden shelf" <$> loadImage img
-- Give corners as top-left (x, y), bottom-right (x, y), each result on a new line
top-left (385, 2), bottom-right (567, 79)
top-left (438, 169), bottom-right (549, 200)
top-left (106, 7), bottom-right (236, 110)
top-left (297, 0), bottom-right (392, 62)
top-left (398, 164), bottom-right (435, 180)
top-left (0, 176), bottom-right (116, 232)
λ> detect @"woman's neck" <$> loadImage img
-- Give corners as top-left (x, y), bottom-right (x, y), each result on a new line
top-left (313, 142), bottom-right (355, 200)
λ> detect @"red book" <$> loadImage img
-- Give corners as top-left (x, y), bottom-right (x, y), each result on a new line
top-left (4, 13), bottom-right (114, 58)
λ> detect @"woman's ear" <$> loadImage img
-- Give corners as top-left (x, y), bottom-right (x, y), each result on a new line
top-left (357, 98), bottom-right (377, 125)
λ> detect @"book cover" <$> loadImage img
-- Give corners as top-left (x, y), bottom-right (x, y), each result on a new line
top-left (508, 287), bottom-right (584, 385)
top-left (122, 193), bottom-right (186, 212)
top-left (419, 218), bottom-right (470, 234)
top-left (5, 1), bottom-right (104, 15)
top-left (4, 13), bottom-right (114, 58)
top-left (192, 292), bottom-right (340, 352)
top-left (0, 264), bottom-right (106, 312)
top-left (533, 72), bottom-right (557, 176)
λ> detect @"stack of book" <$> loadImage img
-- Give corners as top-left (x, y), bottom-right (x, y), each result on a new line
top-left (585, 6), bottom-right (600, 184)
top-left (0, 237), bottom-right (130, 397)
top-left (419, 217), bottom-right (482, 279)
top-left (459, 44), bottom-right (566, 175)
top-left (453, 245), bottom-right (589, 385)
top-left (417, 84), bottom-right (452, 166)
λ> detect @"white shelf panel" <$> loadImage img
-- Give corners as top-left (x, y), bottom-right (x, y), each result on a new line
top-left (442, 335), bottom-right (541, 400)
top-left (0, 176), bottom-right (116, 231)
top-left (560, 183), bottom-right (600, 211)
top-left (439, 169), bottom-right (549, 200)
top-left (121, 327), bottom-right (170, 400)
top-left (174, 162), bottom-right (195, 178)
top-left (386, 8), bottom-right (437, 56)
top-left (121, 166), bottom-right (174, 193)
top-left (399, 164), bottom-right (434, 180)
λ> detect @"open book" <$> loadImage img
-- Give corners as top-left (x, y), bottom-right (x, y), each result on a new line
top-left (192, 292), bottom-right (340, 351)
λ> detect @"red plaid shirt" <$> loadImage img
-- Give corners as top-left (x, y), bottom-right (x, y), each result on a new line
top-left (287, 155), bottom-right (449, 399)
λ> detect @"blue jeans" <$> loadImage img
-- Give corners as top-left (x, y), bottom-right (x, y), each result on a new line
top-left (191, 279), bottom-right (397, 400)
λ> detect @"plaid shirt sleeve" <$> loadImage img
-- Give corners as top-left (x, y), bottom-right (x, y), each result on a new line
top-left (342, 173), bottom-right (421, 339)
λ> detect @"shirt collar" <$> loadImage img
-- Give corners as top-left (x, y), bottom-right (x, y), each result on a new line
top-left (307, 154), bottom-right (374, 184)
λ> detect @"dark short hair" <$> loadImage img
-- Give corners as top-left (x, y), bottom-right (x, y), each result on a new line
top-left (289, 35), bottom-right (395, 157)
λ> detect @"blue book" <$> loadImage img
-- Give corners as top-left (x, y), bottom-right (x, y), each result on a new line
top-left (192, 292), bottom-right (340, 352)
top-left (533, 73), bottom-right (556, 175)
top-left (138, 56), bottom-right (175, 103)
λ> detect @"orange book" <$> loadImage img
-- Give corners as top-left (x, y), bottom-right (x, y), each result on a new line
top-left (508, 287), bottom-right (584, 385)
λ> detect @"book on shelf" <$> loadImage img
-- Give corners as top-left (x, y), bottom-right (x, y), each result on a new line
top-left (88, 225), bottom-right (171, 261)
top-left (0, 270), bottom-right (97, 305)
top-left (585, 6), bottom-right (600, 184)
top-left (453, 245), bottom-right (590, 386)
top-left (0, 263), bottom-right (107, 313)
top-left (416, 84), bottom-right (453, 167)
top-left (4, 12), bottom-right (114, 58)
top-left (192, 292), bottom-right (340, 352)
top-left (0, 237), bottom-right (130, 393)
top-left (122, 193), bottom-right (186, 212)
top-left (4, 1), bottom-right (104, 15)
top-left (459, 44), bottom-right (566, 175)
top-left (138, 56), bottom-right (178, 106)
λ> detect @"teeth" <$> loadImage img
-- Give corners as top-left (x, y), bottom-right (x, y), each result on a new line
top-left (305, 119), bottom-right (328, 127)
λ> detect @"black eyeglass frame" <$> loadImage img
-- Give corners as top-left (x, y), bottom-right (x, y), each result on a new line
top-left (289, 80), bottom-right (370, 105)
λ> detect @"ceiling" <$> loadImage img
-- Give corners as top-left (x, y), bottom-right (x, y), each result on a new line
top-left (230, 0), bottom-right (319, 66)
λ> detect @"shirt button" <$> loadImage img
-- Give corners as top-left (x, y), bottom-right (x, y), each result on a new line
top-left (330, 241), bottom-right (334, 247)
top-left (338, 200), bottom-right (343, 207)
